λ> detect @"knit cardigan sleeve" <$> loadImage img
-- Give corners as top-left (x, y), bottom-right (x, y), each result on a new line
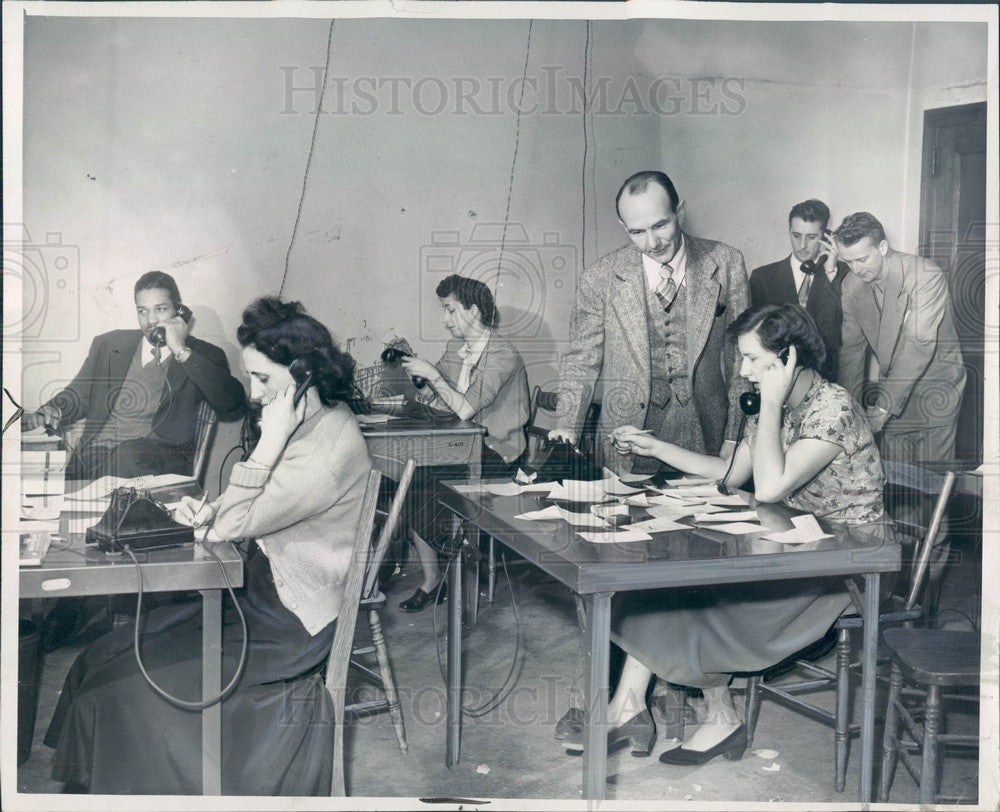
top-left (211, 409), bottom-right (355, 541)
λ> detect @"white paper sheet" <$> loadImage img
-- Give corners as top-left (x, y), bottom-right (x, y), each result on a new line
top-left (20, 496), bottom-right (64, 520)
top-left (666, 476), bottom-right (717, 486)
top-left (578, 528), bottom-right (652, 543)
top-left (354, 412), bottom-right (394, 424)
top-left (693, 510), bottom-right (759, 523)
top-left (547, 479), bottom-right (608, 502)
top-left (557, 506), bottom-right (610, 527)
top-left (624, 516), bottom-right (688, 533)
top-left (451, 483), bottom-right (489, 494)
top-left (763, 513), bottom-right (834, 544)
top-left (646, 505), bottom-right (701, 520)
top-left (702, 493), bottom-right (751, 507)
top-left (514, 505), bottom-right (564, 521)
top-left (591, 502), bottom-right (629, 519)
top-left (483, 482), bottom-right (526, 496)
top-left (19, 519), bottom-right (61, 533)
top-left (697, 521), bottom-right (768, 535)
top-left (667, 484), bottom-right (727, 498)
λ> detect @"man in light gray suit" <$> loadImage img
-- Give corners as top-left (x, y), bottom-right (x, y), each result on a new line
top-left (549, 170), bottom-right (750, 746)
top-left (549, 170), bottom-right (749, 474)
top-left (836, 211), bottom-right (965, 464)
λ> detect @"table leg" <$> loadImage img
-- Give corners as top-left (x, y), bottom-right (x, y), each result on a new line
top-left (446, 513), bottom-right (464, 769)
top-left (582, 592), bottom-right (612, 800)
top-left (200, 588), bottom-right (222, 795)
top-left (858, 572), bottom-right (880, 802)
top-left (463, 525), bottom-right (480, 626)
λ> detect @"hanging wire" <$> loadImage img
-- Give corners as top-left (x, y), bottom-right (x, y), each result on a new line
top-left (278, 19), bottom-right (336, 299)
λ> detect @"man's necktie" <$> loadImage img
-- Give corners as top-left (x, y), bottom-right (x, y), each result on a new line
top-left (655, 263), bottom-right (678, 310)
top-left (797, 271), bottom-right (812, 308)
top-left (152, 345), bottom-right (162, 366)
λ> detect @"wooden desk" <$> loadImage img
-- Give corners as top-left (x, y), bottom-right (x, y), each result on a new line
top-left (437, 483), bottom-right (901, 802)
top-left (19, 505), bottom-right (244, 795)
top-left (361, 417), bottom-right (484, 477)
top-left (362, 417), bottom-right (486, 621)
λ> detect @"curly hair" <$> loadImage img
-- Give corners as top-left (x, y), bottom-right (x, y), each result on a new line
top-left (727, 303), bottom-right (830, 379)
top-left (237, 296), bottom-right (355, 406)
top-left (835, 211), bottom-right (886, 247)
top-left (434, 274), bottom-right (499, 329)
top-left (134, 271), bottom-right (181, 307)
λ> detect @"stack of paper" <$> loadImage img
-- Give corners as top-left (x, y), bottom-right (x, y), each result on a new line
top-left (65, 473), bottom-right (196, 501)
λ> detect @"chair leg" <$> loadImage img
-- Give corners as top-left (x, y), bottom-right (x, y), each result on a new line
top-left (744, 675), bottom-right (761, 752)
top-left (878, 663), bottom-right (904, 802)
top-left (368, 607), bottom-right (407, 752)
top-left (920, 684), bottom-right (941, 804)
top-left (834, 626), bottom-right (851, 792)
top-left (487, 535), bottom-right (496, 604)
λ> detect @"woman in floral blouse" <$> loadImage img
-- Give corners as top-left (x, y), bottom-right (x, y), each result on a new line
top-left (559, 303), bottom-right (889, 768)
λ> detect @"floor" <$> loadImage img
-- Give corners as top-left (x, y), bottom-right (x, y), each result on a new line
top-left (15, 501), bottom-right (983, 808)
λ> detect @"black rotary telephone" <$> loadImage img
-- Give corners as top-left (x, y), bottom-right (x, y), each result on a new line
top-left (380, 338), bottom-right (428, 389)
top-left (149, 303), bottom-right (193, 347)
top-left (800, 229), bottom-right (833, 275)
top-left (86, 487), bottom-right (194, 553)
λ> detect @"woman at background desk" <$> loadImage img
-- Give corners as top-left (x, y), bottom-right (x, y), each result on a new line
top-left (561, 303), bottom-right (888, 765)
top-left (44, 297), bottom-right (372, 794)
top-left (396, 273), bottom-right (529, 611)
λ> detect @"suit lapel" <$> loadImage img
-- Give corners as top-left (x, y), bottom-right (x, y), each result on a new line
top-left (875, 252), bottom-right (907, 369)
top-left (107, 333), bottom-right (143, 411)
top-left (609, 248), bottom-right (651, 374)
top-left (776, 258), bottom-right (798, 302)
top-left (684, 235), bottom-right (721, 375)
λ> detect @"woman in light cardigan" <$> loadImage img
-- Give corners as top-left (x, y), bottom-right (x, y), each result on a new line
top-left (44, 297), bottom-right (372, 795)
top-left (396, 273), bottom-right (530, 611)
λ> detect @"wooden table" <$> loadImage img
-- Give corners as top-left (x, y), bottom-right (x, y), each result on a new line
top-left (19, 498), bottom-right (244, 795)
top-left (437, 483), bottom-right (901, 802)
top-left (361, 416), bottom-right (486, 621)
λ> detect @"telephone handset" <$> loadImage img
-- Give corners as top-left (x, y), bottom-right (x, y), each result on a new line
top-left (149, 304), bottom-right (192, 347)
top-left (288, 357), bottom-right (313, 407)
top-left (800, 229), bottom-right (833, 275)
top-left (738, 346), bottom-right (790, 416)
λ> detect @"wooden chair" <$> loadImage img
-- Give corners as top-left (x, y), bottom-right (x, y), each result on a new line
top-left (59, 398), bottom-right (218, 485)
top-left (878, 628), bottom-right (980, 803)
top-left (743, 462), bottom-right (956, 792)
top-left (344, 455), bottom-right (416, 752)
top-left (323, 469), bottom-right (382, 797)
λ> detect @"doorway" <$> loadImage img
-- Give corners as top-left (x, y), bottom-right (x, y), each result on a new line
top-left (919, 102), bottom-right (987, 466)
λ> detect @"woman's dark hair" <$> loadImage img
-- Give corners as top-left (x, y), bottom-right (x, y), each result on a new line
top-left (237, 296), bottom-right (355, 406)
top-left (726, 303), bottom-right (830, 378)
top-left (434, 274), bottom-right (499, 329)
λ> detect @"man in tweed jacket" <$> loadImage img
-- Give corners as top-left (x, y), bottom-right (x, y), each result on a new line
top-left (550, 170), bottom-right (750, 474)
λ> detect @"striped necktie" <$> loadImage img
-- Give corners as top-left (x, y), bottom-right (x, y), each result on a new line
top-left (797, 270), bottom-right (812, 308)
top-left (655, 263), bottom-right (678, 310)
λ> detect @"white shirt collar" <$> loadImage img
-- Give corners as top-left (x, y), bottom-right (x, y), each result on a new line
top-left (641, 236), bottom-right (687, 291)
top-left (140, 337), bottom-right (173, 367)
top-left (456, 331), bottom-right (491, 394)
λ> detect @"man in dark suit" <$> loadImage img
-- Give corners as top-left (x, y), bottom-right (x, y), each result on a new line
top-left (23, 271), bottom-right (246, 481)
top-left (549, 170), bottom-right (750, 473)
top-left (749, 199), bottom-right (850, 378)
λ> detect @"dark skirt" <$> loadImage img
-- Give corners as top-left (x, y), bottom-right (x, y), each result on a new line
top-left (44, 542), bottom-right (337, 795)
top-left (610, 577), bottom-right (852, 689)
top-left (406, 446), bottom-right (521, 549)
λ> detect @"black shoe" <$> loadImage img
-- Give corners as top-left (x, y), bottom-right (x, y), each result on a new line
top-left (398, 583), bottom-right (447, 612)
top-left (562, 709), bottom-right (656, 757)
top-left (658, 724), bottom-right (748, 766)
top-left (554, 707), bottom-right (585, 741)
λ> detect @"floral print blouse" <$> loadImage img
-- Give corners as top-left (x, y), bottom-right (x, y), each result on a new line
top-left (745, 376), bottom-right (885, 524)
